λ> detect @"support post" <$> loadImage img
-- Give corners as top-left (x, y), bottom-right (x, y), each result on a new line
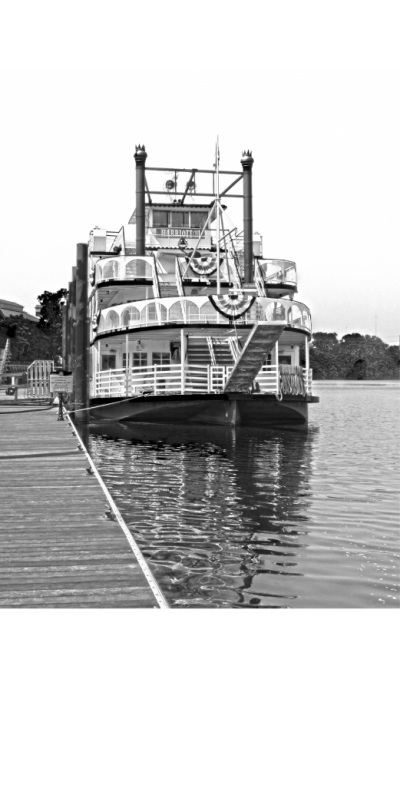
top-left (180, 329), bottom-right (186, 395)
top-left (125, 333), bottom-right (129, 396)
top-left (241, 150), bottom-right (254, 284)
top-left (61, 302), bottom-right (67, 369)
top-left (305, 336), bottom-right (310, 394)
top-left (134, 145), bottom-right (148, 256)
top-left (74, 244), bottom-right (89, 426)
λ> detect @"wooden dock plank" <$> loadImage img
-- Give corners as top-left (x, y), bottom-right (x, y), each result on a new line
top-left (0, 405), bottom-right (165, 608)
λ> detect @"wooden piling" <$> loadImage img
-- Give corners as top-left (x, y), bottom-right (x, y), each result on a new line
top-left (74, 244), bottom-right (89, 425)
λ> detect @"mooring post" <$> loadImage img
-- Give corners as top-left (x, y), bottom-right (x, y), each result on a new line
top-left (241, 150), bottom-right (254, 284)
top-left (57, 391), bottom-right (64, 421)
top-left (74, 243), bottom-right (89, 427)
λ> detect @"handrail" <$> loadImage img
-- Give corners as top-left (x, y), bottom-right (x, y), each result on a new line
top-left (93, 361), bottom-right (313, 397)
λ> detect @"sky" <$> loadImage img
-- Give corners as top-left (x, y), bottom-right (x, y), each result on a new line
top-left (0, 1), bottom-right (399, 344)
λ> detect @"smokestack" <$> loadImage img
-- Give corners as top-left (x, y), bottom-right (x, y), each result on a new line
top-left (241, 150), bottom-right (254, 284)
top-left (134, 144), bottom-right (148, 256)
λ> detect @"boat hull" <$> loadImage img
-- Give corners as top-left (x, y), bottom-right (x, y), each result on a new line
top-left (89, 393), bottom-right (318, 432)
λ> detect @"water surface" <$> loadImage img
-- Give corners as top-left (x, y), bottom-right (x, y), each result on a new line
top-left (89, 382), bottom-right (399, 608)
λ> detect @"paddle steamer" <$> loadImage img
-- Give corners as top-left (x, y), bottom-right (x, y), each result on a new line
top-left (88, 145), bottom-right (317, 429)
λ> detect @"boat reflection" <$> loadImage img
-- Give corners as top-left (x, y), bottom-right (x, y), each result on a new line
top-left (89, 421), bottom-right (316, 607)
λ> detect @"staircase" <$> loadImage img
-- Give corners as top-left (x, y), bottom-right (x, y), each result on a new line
top-left (186, 337), bottom-right (236, 367)
top-left (224, 321), bottom-right (285, 393)
top-left (186, 337), bottom-right (212, 365)
top-left (0, 339), bottom-right (11, 380)
top-left (159, 283), bottom-right (179, 297)
top-left (212, 338), bottom-right (235, 365)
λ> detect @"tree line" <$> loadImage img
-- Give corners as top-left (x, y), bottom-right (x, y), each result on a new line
top-left (306, 332), bottom-right (399, 380)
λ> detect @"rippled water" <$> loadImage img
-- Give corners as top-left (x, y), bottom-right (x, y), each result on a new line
top-left (89, 382), bottom-right (400, 608)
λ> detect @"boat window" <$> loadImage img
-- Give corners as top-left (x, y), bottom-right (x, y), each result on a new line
top-left (101, 355), bottom-right (116, 371)
top-left (152, 210), bottom-right (169, 227)
top-left (152, 352), bottom-right (170, 366)
top-left (190, 212), bottom-right (208, 229)
top-left (133, 352), bottom-right (148, 367)
top-left (171, 211), bottom-right (189, 227)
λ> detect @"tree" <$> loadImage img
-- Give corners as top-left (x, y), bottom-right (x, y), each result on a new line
top-left (37, 289), bottom-right (67, 331)
top-left (37, 288), bottom-right (67, 357)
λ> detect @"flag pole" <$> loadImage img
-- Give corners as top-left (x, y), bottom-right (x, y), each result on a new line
top-left (216, 136), bottom-right (221, 295)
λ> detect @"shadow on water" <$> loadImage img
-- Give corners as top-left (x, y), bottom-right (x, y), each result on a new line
top-left (89, 420), bottom-right (317, 608)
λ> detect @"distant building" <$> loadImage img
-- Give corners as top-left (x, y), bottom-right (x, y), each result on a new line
top-left (0, 298), bottom-right (39, 323)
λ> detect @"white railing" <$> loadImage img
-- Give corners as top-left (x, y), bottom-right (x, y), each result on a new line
top-left (94, 363), bottom-right (313, 398)
top-left (97, 295), bottom-right (312, 335)
top-left (256, 365), bottom-right (280, 394)
top-left (259, 260), bottom-right (297, 287)
top-left (302, 368), bottom-right (313, 395)
top-left (27, 359), bottom-right (54, 397)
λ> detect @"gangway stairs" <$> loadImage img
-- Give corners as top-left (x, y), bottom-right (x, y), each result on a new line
top-left (224, 322), bottom-right (286, 393)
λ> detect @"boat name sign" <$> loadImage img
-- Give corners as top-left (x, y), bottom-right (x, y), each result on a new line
top-left (153, 228), bottom-right (201, 238)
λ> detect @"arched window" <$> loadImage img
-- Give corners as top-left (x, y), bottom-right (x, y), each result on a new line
top-left (121, 306), bottom-right (140, 326)
top-left (289, 304), bottom-right (302, 327)
top-left (169, 302), bottom-right (184, 322)
top-left (106, 310), bottom-right (119, 329)
top-left (284, 264), bottom-right (296, 284)
top-left (265, 301), bottom-right (287, 322)
top-left (200, 302), bottom-right (217, 322)
top-left (141, 303), bottom-right (157, 324)
top-left (159, 304), bottom-right (167, 322)
top-left (99, 314), bottom-right (107, 332)
top-left (186, 301), bottom-right (199, 322)
top-left (261, 262), bottom-right (282, 284)
top-left (301, 309), bottom-right (310, 329)
top-left (103, 260), bottom-right (119, 279)
top-left (125, 258), bottom-right (152, 279)
top-left (96, 264), bottom-right (103, 282)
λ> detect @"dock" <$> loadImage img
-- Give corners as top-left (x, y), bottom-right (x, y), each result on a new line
top-left (0, 403), bottom-right (167, 608)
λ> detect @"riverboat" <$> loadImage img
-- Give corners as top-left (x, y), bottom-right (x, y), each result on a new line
top-left (88, 144), bottom-right (318, 429)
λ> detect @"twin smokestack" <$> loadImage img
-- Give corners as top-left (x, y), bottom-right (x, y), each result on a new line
top-left (133, 145), bottom-right (254, 283)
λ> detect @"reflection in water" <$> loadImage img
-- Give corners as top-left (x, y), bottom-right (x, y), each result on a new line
top-left (89, 384), bottom-right (400, 608)
top-left (89, 422), bottom-right (315, 607)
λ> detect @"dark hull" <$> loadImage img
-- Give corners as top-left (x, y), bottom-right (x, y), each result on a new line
top-left (89, 393), bottom-right (319, 432)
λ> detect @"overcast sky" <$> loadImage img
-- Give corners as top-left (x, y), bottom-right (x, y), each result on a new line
top-left (1, 2), bottom-right (399, 343)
